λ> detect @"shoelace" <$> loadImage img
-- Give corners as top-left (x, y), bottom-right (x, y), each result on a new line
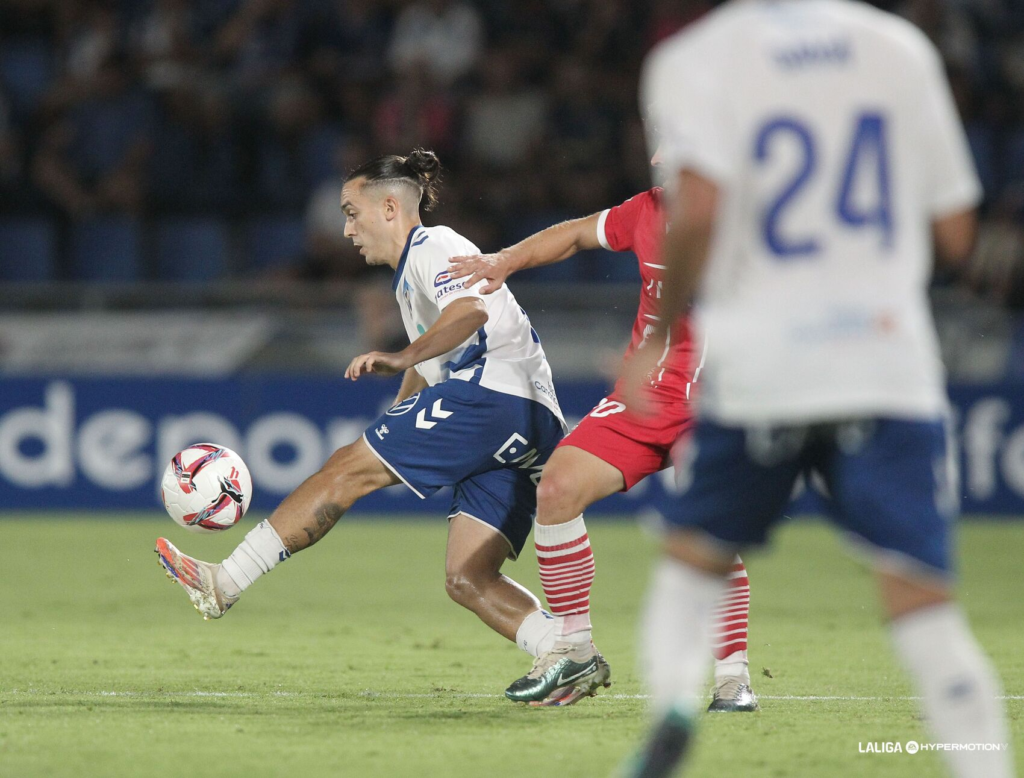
top-left (715, 679), bottom-right (746, 700)
top-left (526, 644), bottom-right (576, 678)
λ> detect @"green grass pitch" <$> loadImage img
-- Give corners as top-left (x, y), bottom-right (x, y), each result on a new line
top-left (1, 515), bottom-right (1021, 778)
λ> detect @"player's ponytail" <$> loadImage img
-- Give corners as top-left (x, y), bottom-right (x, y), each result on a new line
top-left (403, 149), bottom-right (441, 212)
top-left (346, 149), bottom-right (443, 212)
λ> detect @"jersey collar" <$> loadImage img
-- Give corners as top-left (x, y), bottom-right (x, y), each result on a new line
top-left (392, 225), bottom-right (421, 291)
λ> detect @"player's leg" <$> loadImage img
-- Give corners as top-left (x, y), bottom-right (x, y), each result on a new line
top-left (504, 444), bottom-right (624, 704)
top-left (829, 418), bottom-right (1012, 778)
top-left (707, 554), bottom-right (757, 712)
top-left (511, 398), bottom-right (658, 704)
top-left (157, 437), bottom-right (399, 619)
top-left (444, 514), bottom-right (545, 641)
top-left (626, 421), bottom-right (800, 778)
top-left (881, 575), bottom-right (1011, 778)
top-left (532, 443), bottom-right (625, 642)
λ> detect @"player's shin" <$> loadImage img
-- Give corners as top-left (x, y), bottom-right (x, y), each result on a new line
top-left (712, 556), bottom-right (751, 684)
top-left (631, 557), bottom-right (724, 776)
top-left (218, 475), bottom-right (353, 597)
top-left (218, 519), bottom-right (290, 598)
top-left (534, 515), bottom-right (595, 646)
top-left (891, 603), bottom-right (1013, 778)
top-left (515, 608), bottom-right (557, 657)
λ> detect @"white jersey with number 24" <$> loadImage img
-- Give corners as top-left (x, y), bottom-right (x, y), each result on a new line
top-left (642, 0), bottom-right (981, 424)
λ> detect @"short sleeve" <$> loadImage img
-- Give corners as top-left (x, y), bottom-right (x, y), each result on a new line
top-left (917, 46), bottom-right (982, 216)
top-left (409, 235), bottom-right (485, 312)
top-left (641, 36), bottom-right (736, 187)
top-left (597, 194), bottom-right (647, 252)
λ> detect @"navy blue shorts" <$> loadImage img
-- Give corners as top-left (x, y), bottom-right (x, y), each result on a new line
top-left (661, 417), bottom-right (957, 576)
top-left (363, 380), bottom-right (564, 558)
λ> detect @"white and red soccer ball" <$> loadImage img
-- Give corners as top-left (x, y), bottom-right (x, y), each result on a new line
top-left (161, 444), bottom-right (253, 533)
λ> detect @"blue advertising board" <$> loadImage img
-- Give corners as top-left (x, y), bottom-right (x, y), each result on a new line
top-left (0, 376), bottom-right (1022, 515)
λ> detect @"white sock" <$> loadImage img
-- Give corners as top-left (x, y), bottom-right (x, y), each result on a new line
top-left (516, 609), bottom-right (557, 657)
top-left (218, 520), bottom-right (290, 597)
top-left (643, 557), bottom-right (726, 718)
top-left (714, 650), bottom-right (750, 684)
top-left (891, 603), bottom-right (1012, 778)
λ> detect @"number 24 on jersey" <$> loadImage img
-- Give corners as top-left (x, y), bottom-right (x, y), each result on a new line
top-left (755, 111), bottom-right (893, 259)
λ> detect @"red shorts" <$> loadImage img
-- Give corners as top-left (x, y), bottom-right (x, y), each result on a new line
top-left (557, 389), bottom-right (695, 490)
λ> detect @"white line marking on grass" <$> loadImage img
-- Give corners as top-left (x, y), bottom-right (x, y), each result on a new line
top-left (6, 690), bottom-right (1023, 702)
top-left (359, 692), bottom-right (1024, 702)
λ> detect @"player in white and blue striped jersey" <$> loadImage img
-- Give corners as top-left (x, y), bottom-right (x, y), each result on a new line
top-left (155, 149), bottom-right (611, 704)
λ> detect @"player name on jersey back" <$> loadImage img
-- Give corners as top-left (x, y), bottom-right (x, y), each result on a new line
top-left (392, 225), bottom-right (566, 428)
top-left (642, 0), bottom-right (982, 424)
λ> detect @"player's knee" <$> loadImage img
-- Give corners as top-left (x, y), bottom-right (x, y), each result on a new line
top-left (444, 571), bottom-right (479, 608)
top-left (536, 468), bottom-right (585, 519)
top-left (320, 443), bottom-right (378, 502)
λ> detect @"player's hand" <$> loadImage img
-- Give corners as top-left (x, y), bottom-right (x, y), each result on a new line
top-left (448, 252), bottom-right (512, 294)
top-left (345, 350), bottom-right (410, 380)
top-left (618, 344), bottom-right (662, 418)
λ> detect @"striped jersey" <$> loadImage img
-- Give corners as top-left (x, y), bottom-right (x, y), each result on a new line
top-left (392, 224), bottom-right (566, 428)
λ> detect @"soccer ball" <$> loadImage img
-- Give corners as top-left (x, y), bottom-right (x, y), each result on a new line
top-left (161, 443), bottom-right (253, 533)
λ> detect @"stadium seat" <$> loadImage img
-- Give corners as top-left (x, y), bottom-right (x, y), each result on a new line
top-left (70, 216), bottom-right (142, 282)
top-left (0, 39), bottom-right (53, 119)
top-left (155, 218), bottom-right (231, 281)
top-left (0, 218), bottom-right (56, 281)
top-left (244, 216), bottom-right (305, 270)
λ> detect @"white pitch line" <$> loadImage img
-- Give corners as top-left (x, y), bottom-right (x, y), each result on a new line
top-left (5, 690), bottom-right (1024, 702)
top-left (357, 692), bottom-right (1024, 702)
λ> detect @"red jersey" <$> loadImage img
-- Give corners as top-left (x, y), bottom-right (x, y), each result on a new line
top-left (596, 187), bottom-right (701, 401)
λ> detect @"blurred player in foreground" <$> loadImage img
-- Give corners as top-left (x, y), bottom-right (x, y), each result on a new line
top-left (449, 167), bottom-right (757, 711)
top-left (621, 1), bottom-right (1012, 776)
top-left (156, 150), bottom-right (612, 695)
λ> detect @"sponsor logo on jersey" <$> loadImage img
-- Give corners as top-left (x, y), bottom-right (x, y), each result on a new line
top-left (433, 270), bottom-right (453, 287)
top-left (434, 281), bottom-right (466, 301)
top-left (533, 380), bottom-right (561, 412)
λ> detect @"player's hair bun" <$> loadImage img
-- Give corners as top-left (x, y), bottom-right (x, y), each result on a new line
top-left (345, 149), bottom-right (442, 212)
top-left (404, 148), bottom-right (441, 211)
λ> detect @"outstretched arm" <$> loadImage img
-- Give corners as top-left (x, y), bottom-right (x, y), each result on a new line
top-left (448, 213), bottom-right (603, 293)
top-left (345, 297), bottom-right (489, 380)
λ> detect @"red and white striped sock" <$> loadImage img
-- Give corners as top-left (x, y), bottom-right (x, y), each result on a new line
top-left (712, 556), bottom-right (750, 683)
top-left (535, 515), bottom-right (594, 646)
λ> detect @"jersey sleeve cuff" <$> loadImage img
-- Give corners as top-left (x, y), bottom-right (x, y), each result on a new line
top-left (929, 180), bottom-right (984, 219)
top-left (596, 209), bottom-right (613, 251)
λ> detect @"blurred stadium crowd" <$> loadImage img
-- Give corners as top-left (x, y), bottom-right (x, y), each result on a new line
top-left (0, 0), bottom-right (1022, 302)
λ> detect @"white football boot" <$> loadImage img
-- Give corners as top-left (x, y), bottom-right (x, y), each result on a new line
top-left (707, 676), bottom-right (759, 712)
top-left (155, 537), bottom-right (238, 620)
